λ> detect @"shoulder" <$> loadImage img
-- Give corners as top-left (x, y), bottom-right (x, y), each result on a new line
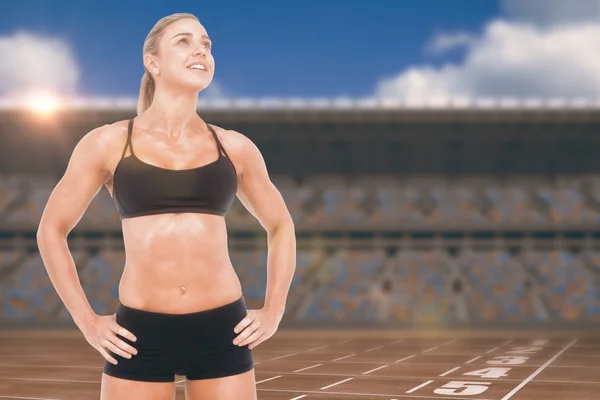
top-left (69, 120), bottom-right (130, 170)
top-left (76, 120), bottom-right (129, 152)
top-left (208, 124), bottom-right (257, 152)
top-left (208, 124), bottom-right (265, 173)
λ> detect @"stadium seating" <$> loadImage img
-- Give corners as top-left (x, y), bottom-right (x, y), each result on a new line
top-left (3, 174), bottom-right (600, 229)
top-left (2, 172), bottom-right (600, 326)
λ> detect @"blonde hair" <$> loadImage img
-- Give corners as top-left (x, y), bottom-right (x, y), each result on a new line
top-left (137, 13), bottom-right (200, 115)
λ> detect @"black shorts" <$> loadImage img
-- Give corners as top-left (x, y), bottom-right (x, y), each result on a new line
top-left (103, 295), bottom-right (254, 382)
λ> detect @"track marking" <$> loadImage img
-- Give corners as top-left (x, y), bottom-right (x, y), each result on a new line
top-left (256, 375), bottom-right (282, 384)
top-left (465, 356), bottom-right (482, 364)
top-left (444, 340), bottom-right (457, 345)
top-left (258, 387), bottom-right (494, 399)
top-left (0, 397), bottom-right (60, 400)
top-left (439, 366), bottom-right (461, 377)
top-left (332, 354), bottom-right (355, 361)
top-left (422, 346), bottom-right (439, 353)
top-left (0, 377), bottom-right (96, 384)
top-left (391, 339), bottom-right (405, 345)
top-left (486, 346), bottom-right (500, 354)
top-left (503, 339), bottom-right (514, 346)
top-left (395, 355), bottom-right (416, 363)
top-left (500, 338), bottom-right (578, 400)
top-left (0, 364), bottom-right (101, 369)
top-left (307, 345), bottom-right (330, 352)
top-left (7, 373), bottom-right (600, 386)
top-left (336, 340), bottom-right (352, 345)
top-left (365, 346), bottom-right (383, 352)
top-left (294, 363), bottom-right (322, 372)
top-left (175, 379), bottom-right (185, 383)
top-left (320, 377), bottom-right (353, 390)
top-left (270, 353), bottom-right (298, 361)
top-left (531, 340), bottom-right (548, 345)
top-left (289, 396), bottom-right (307, 400)
top-left (362, 365), bottom-right (389, 375)
top-left (406, 380), bottom-right (434, 393)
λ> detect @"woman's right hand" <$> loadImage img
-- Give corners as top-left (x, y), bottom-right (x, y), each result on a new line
top-left (79, 313), bottom-right (138, 365)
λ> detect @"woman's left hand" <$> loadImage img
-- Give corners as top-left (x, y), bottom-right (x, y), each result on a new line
top-left (233, 307), bottom-right (283, 350)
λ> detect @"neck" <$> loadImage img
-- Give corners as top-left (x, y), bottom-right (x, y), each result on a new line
top-left (142, 85), bottom-right (202, 136)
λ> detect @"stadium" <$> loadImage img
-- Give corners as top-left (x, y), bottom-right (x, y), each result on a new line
top-left (1, 96), bottom-right (599, 399)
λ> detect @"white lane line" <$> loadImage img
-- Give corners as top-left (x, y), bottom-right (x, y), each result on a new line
top-left (0, 397), bottom-right (60, 400)
top-left (531, 340), bottom-right (549, 346)
top-left (320, 377), bottom-right (354, 390)
top-left (486, 346), bottom-right (500, 354)
top-left (503, 339), bottom-right (514, 346)
top-left (294, 363), bottom-right (323, 372)
top-left (336, 340), bottom-right (352, 345)
top-left (405, 380), bottom-right (434, 394)
top-left (289, 395), bottom-right (307, 400)
top-left (0, 363), bottom-right (101, 369)
top-left (332, 354), bottom-right (355, 361)
top-left (422, 346), bottom-right (439, 353)
top-left (465, 355), bottom-right (482, 364)
top-left (256, 375), bottom-right (282, 384)
top-left (390, 339), bottom-right (405, 345)
top-left (365, 346), bottom-right (383, 352)
top-left (395, 355), bottom-right (416, 363)
top-left (0, 377), bottom-right (96, 384)
top-left (500, 338), bottom-right (578, 400)
top-left (444, 340), bottom-right (457, 345)
top-left (307, 345), bottom-right (329, 352)
top-left (0, 355), bottom-right (99, 359)
top-left (175, 379), bottom-right (185, 383)
top-left (439, 366), bottom-right (461, 377)
top-left (271, 353), bottom-right (298, 361)
top-left (258, 387), bottom-right (494, 399)
top-left (362, 365), bottom-right (389, 375)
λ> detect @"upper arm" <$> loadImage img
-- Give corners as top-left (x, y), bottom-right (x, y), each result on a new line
top-left (230, 130), bottom-right (293, 233)
top-left (37, 125), bottom-right (116, 236)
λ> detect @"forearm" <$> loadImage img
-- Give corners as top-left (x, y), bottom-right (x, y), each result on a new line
top-left (264, 220), bottom-right (296, 316)
top-left (36, 227), bottom-right (94, 328)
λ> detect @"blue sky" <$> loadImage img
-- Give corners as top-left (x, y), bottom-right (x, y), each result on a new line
top-left (1, 0), bottom-right (599, 100)
top-left (0, 1), bottom-right (499, 98)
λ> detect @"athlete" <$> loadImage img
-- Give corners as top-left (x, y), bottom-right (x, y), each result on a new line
top-left (36, 12), bottom-right (296, 400)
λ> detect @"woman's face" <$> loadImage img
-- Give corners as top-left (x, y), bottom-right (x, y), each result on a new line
top-left (149, 18), bottom-right (215, 93)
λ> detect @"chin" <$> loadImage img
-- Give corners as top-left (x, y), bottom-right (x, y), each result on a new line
top-left (177, 78), bottom-right (212, 93)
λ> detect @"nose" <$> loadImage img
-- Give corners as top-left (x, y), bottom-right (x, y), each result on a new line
top-left (192, 43), bottom-right (207, 57)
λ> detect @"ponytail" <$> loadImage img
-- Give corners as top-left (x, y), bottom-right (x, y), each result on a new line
top-left (137, 71), bottom-right (155, 115)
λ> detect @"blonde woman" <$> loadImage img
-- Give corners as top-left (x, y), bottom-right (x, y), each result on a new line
top-left (36, 13), bottom-right (296, 400)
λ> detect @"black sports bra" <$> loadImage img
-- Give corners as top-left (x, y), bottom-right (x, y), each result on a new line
top-left (111, 119), bottom-right (237, 219)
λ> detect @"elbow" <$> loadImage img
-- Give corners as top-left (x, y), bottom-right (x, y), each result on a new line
top-left (275, 215), bottom-right (295, 235)
top-left (265, 215), bottom-right (295, 237)
top-left (37, 218), bottom-right (69, 243)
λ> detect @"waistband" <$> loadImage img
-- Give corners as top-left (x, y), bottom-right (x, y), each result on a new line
top-left (114, 295), bottom-right (247, 346)
top-left (117, 294), bottom-right (246, 322)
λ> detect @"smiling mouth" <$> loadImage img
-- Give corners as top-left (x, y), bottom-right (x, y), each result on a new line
top-left (187, 64), bottom-right (207, 71)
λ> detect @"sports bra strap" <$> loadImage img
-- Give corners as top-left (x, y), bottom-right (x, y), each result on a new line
top-left (120, 119), bottom-right (135, 159)
top-left (207, 124), bottom-right (230, 159)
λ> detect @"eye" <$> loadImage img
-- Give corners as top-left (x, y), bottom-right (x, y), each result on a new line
top-left (204, 41), bottom-right (212, 49)
top-left (178, 37), bottom-right (189, 44)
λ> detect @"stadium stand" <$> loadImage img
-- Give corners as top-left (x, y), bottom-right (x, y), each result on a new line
top-left (1, 104), bottom-right (600, 328)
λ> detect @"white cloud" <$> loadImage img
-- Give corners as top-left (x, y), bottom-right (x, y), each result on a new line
top-left (502, 0), bottom-right (600, 27)
top-left (376, 1), bottom-right (600, 100)
top-left (0, 31), bottom-right (80, 97)
top-left (425, 32), bottom-right (478, 55)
